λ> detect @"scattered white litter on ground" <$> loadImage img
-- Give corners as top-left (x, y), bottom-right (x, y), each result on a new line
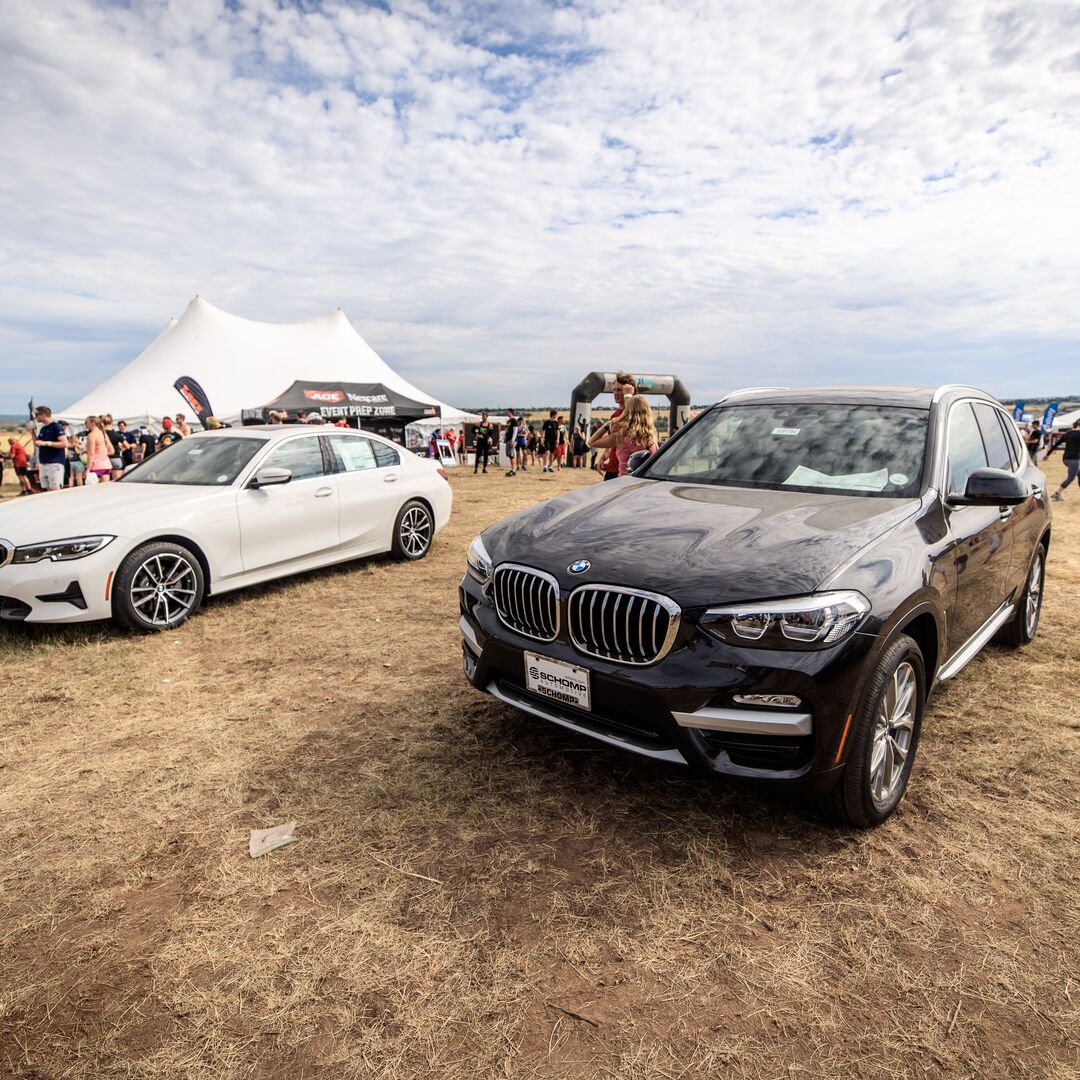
top-left (249, 821), bottom-right (298, 858)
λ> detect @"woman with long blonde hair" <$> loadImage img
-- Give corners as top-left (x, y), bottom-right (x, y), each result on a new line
top-left (84, 415), bottom-right (112, 483)
top-left (588, 394), bottom-right (658, 477)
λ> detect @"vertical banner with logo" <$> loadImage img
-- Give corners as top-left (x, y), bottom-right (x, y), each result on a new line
top-left (173, 377), bottom-right (215, 429)
top-left (1012, 401), bottom-right (1026, 421)
top-left (1041, 401), bottom-right (1059, 432)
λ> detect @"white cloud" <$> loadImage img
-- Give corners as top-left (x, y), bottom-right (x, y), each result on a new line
top-left (1, 0), bottom-right (1079, 414)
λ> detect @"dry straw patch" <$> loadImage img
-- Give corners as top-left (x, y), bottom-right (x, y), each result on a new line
top-left (0, 460), bottom-right (1077, 1079)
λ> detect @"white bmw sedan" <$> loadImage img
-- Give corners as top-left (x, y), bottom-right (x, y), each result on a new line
top-left (0, 425), bottom-right (452, 631)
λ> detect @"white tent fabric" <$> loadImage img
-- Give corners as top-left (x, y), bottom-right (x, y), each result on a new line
top-left (58, 297), bottom-right (479, 429)
top-left (1051, 408), bottom-right (1080, 430)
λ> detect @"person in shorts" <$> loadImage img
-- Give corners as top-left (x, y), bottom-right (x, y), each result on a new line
top-left (68, 430), bottom-right (86, 486)
top-left (473, 413), bottom-right (494, 474)
top-left (8, 437), bottom-right (33, 495)
top-left (33, 406), bottom-right (69, 491)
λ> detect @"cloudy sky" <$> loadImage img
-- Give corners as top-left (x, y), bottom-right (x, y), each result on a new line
top-left (2, 0), bottom-right (1079, 414)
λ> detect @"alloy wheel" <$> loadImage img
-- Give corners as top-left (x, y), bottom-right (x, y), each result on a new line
top-left (399, 506), bottom-right (432, 557)
top-left (1024, 551), bottom-right (1043, 638)
top-left (869, 660), bottom-right (916, 811)
top-left (129, 553), bottom-right (199, 627)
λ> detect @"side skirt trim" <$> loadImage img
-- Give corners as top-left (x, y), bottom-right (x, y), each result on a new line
top-left (937, 601), bottom-right (1014, 682)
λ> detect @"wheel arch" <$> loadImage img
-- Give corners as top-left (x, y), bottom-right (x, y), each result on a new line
top-left (127, 534), bottom-right (213, 596)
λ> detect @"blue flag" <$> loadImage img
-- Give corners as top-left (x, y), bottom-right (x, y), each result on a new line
top-left (1041, 401), bottom-right (1059, 431)
top-left (1012, 401), bottom-right (1026, 420)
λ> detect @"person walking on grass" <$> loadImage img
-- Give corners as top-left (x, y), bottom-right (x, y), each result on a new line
top-left (588, 394), bottom-right (658, 477)
top-left (541, 410), bottom-right (559, 472)
top-left (8, 437), bottom-right (33, 495)
top-left (1049, 418), bottom-right (1080, 501)
top-left (473, 413), bottom-right (494, 474)
top-left (33, 406), bottom-right (69, 492)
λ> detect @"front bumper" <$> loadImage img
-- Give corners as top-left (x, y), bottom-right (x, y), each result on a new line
top-left (0, 549), bottom-right (117, 623)
top-left (460, 574), bottom-right (873, 792)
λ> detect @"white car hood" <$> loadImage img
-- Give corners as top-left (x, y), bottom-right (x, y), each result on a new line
top-left (0, 483), bottom-right (231, 544)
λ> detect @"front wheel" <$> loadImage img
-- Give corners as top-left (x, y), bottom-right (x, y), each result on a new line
top-left (391, 500), bottom-right (434, 561)
top-left (824, 634), bottom-right (925, 828)
top-left (997, 544), bottom-right (1045, 647)
top-left (112, 541), bottom-right (205, 632)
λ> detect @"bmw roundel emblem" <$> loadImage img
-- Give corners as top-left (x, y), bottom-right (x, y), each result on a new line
top-left (568, 559), bottom-right (591, 574)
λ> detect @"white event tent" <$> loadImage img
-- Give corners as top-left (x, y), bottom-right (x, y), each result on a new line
top-left (58, 297), bottom-right (478, 430)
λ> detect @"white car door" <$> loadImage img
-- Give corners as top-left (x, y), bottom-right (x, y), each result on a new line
top-left (325, 432), bottom-right (403, 554)
top-left (236, 433), bottom-right (339, 573)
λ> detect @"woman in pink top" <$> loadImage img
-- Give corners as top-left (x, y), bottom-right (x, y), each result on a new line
top-left (588, 395), bottom-right (658, 477)
top-left (84, 415), bottom-right (112, 482)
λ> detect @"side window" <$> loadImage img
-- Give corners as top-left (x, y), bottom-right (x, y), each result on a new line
top-left (328, 434), bottom-right (377, 472)
top-left (947, 403), bottom-right (988, 495)
top-left (972, 403), bottom-right (1013, 472)
top-left (995, 410), bottom-right (1024, 469)
top-left (373, 440), bottom-right (400, 468)
top-left (261, 436), bottom-right (326, 481)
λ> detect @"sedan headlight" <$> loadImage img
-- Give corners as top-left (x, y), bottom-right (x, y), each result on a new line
top-left (700, 591), bottom-right (870, 649)
top-left (12, 536), bottom-right (115, 564)
top-left (466, 534), bottom-right (493, 584)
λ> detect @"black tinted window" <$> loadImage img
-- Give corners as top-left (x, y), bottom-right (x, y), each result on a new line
top-left (644, 404), bottom-right (928, 497)
top-left (373, 440), bottom-right (399, 468)
top-left (995, 411), bottom-right (1023, 469)
top-left (262, 436), bottom-right (326, 481)
top-left (948, 404), bottom-right (988, 494)
top-left (973, 404), bottom-right (1013, 472)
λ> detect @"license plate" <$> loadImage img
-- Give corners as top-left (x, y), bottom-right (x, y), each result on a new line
top-left (525, 652), bottom-right (591, 711)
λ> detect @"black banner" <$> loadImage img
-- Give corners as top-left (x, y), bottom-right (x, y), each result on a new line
top-left (173, 376), bottom-right (214, 429)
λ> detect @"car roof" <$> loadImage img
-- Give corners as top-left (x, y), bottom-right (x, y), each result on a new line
top-left (717, 385), bottom-right (1001, 409)
top-left (187, 424), bottom-right (387, 443)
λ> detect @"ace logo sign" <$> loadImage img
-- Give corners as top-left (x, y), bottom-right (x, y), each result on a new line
top-left (304, 389), bottom-right (345, 404)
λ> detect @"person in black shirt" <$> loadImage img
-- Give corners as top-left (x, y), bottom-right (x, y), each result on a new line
top-left (116, 421), bottom-right (137, 469)
top-left (541, 410), bottom-right (559, 472)
top-left (473, 413), bottom-right (493, 474)
top-left (1024, 421), bottom-right (1042, 460)
top-left (1049, 419), bottom-right (1080, 501)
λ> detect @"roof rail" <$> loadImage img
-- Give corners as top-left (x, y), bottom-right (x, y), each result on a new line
top-left (931, 384), bottom-right (990, 404)
top-left (719, 386), bottom-right (791, 402)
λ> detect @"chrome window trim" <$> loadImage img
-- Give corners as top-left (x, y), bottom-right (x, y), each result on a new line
top-left (492, 562), bottom-right (561, 643)
top-left (717, 386), bottom-right (790, 402)
top-left (567, 583), bottom-right (682, 666)
top-left (937, 397), bottom-right (1026, 499)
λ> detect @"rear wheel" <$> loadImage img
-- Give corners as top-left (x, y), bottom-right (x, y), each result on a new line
top-left (112, 541), bottom-right (205, 632)
top-left (824, 634), bottom-right (925, 827)
top-left (997, 544), bottom-right (1045, 647)
top-left (391, 500), bottom-right (434, 561)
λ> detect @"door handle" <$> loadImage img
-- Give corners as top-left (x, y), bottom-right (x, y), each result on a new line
top-left (383, 475), bottom-right (399, 483)
top-left (997, 506), bottom-right (1012, 520)
top-left (314, 487), bottom-right (333, 498)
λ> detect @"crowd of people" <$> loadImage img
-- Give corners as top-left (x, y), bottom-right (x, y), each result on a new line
top-left (1, 407), bottom-right (201, 494)
top-left (465, 373), bottom-right (659, 480)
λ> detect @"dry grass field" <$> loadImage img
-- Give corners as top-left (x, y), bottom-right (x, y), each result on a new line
top-left (0, 457), bottom-right (1077, 1079)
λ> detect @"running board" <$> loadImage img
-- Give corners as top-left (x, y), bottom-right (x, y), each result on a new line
top-left (937, 602), bottom-right (1014, 682)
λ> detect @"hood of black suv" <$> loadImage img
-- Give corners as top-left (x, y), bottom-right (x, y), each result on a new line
top-left (484, 478), bottom-right (920, 604)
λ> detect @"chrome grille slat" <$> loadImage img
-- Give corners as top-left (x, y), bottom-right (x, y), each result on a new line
top-left (567, 584), bottom-right (681, 666)
top-left (493, 564), bottom-right (559, 643)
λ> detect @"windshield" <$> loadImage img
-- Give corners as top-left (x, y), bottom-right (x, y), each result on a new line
top-left (643, 404), bottom-right (928, 498)
top-left (120, 437), bottom-right (266, 486)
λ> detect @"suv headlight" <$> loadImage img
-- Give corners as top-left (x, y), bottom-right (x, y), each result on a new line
top-left (466, 534), bottom-right (492, 584)
top-left (700, 591), bottom-right (870, 649)
top-left (12, 536), bottom-right (115, 564)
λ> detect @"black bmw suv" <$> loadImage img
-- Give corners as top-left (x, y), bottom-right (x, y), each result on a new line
top-left (459, 386), bottom-right (1051, 826)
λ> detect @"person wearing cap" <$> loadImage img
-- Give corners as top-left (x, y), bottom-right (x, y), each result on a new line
top-left (206, 417), bottom-right (223, 429)
top-left (305, 412), bottom-right (326, 425)
top-left (157, 416), bottom-right (182, 449)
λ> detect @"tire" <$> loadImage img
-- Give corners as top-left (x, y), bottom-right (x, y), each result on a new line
top-left (391, 500), bottom-right (434, 561)
top-left (112, 541), bottom-right (205, 632)
top-left (824, 634), bottom-right (925, 828)
top-left (997, 544), bottom-right (1046, 647)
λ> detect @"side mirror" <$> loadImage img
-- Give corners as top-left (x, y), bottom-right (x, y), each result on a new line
top-left (627, 449), bottom-right (653, 474)
top-left (248, 467), bottom-right (292, 489)
top-left (952, 467), bottom-right (1029, 506)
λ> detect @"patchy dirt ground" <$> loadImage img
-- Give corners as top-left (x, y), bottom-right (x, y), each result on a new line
top-left (0, 459), bottom-right (1077, 1079)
